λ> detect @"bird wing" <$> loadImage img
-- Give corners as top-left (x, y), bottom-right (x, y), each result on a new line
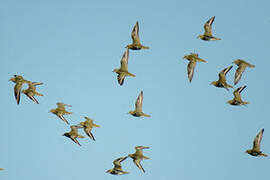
top-left (25, 94), bottom-right (39, 104)
top-left (135, 91), bottom-right (143, 112)
top-left (71, 137), bottom-right (81, 146)
top-left (187, 61), bottom-right (196, 82)
top-left (117, 73), bottom-right (125, 86)
top-left (120, 49), bottom-right (129, 71)
top-left (31, 82), bottom-right (43, 86)
top-left (203, 16), bottom-right (215, 37)
top-left (113, 156), bottom-right (127, 168)
top-left (84, 127), bottom-right (95, 141)
top-left (234, 66), bottom-right (245, 85)
top-left (14, 83), bottom-right (22, 105)
top-left (221, 65), bottom-right (233, 76)
top-left (131, 21), bottom-right (140, 44)
top-left (133, 159), bottom-right (145, 173)
top-left (253, 129), bottom-right (264, 152)
top-left (57, 114), bottom-right (70, 125)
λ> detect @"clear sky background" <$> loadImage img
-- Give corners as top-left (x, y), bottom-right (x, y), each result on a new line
top-left (1, 0), bottom-right (270, 179)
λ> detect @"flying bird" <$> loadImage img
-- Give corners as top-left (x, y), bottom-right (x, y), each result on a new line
top-left (79, 116), bottom-right (100, 141)
top-left (233, 59), bottom-right (255, 85)
top-left (22, 81), bottom-right (43, 104)
top-left (63, 125), bottom-right (85, 146)
top-left (197, 16), bottom-right (221, 41)
top-left (126, 21), bottom-right (149, 50)
top-left (128, 91), bottom-right (150, 117)
top-left (128, 146), bottom-right (150, 173)
top-left (106, 156), bottom-right (129, 175)
top-left (183, 53), bottom-right (207, 82)
top-left (246, 129), bottom-right (267, 157)
top-left (49, 102), bottom-right (72, 124)
top-left (211, 65), bottom-right (233, 90)
top-left (113, 48), bottom-right (135, 86)
top-left (227, 85), bottom-right (249, 106)
top-left (9, 75), bottom-right (29, 105)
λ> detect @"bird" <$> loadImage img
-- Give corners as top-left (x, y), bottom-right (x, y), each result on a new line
top-left (128, 91), bottom-right (150, 117)
top-left (106, 156), bottom-right (129, 175)
top-left (246, 129), bottom-right (267, 157)
top-left (211, 65), bottom-right (233, 90)
top-left (183, 53), bottom-right (207, 82)
top-left (22, 81), bottom-right (43, 104)
top-left (126, 21), bottom-right (149, 50)
top-left (128, 146), bottom-right (150, 173)
top-left (113, 48), bottom-right (135, 86)
top-left (63, 125), bottom-right (85, 146)
top-left (0, 168), bottom-right (4, 170)
top-left (233, 59), bottom-right (255, 85)
top-left (227, 85), bottom-right (249, 106)
top-left (9, 75), bottom-right (29, 105)
top-left (79, 116), bottom-right (100, 141)
top-left (197, 16), bottom-right (221, 41)
top-left (49, 102), bottom-right (72, 124)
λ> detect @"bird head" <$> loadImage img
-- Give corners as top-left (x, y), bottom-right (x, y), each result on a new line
top-left (197, 35), bottom-right (204, 39)
top-left (210, 81), bottom-right (218, 86)
top-left (136, 146), bottom-right (150, 150)
top-left (106, 169), bottom-right (113, 174)
top-left (62, 133), bottom-right (69, 137)
top-left (232, 59), bottom-right (242, 65)
top-left (49, 109), bottom-right (56, 114)
top-left (245, 150), bottom-right (252, 154)
top-left (128, 111), bottom-right (134, 115)
top-left (125, 45), bottom-right (131, 49)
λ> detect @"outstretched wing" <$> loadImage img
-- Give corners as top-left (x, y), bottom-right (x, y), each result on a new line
top-left (133, 159), bottom-right (145, 173)
top-left (253, 129), bottom-right (264, 152)
top-left (234, 66), bottom-right (245, 85)
top-left (25, 94), bottom-right (39, 104)
top-left (117, 73), bottom-right (125, 86)
top-left (187, 61), bottom-right (196, 82)
top-left (135, 91), bottom-right (143, 112)
top-left (131, 21), bottom-right (140, 44)
top-left (120, 49), bottom-right (129, 71)
top-left (203, 16), bottom-right (215, 37)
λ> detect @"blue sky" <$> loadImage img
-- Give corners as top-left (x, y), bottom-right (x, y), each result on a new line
top-left (1, 0), bottom-right (270, 179)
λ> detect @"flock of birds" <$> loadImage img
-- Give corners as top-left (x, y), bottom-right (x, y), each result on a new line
top-left (5, 16), bottom-right (267, 174)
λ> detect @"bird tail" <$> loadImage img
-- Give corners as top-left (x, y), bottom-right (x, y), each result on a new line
top-left (247, 64), bottom-right (255, 68)
top-left (213, 37), bottom-right (221, 40)
top-left (141, 45), bottom-right (150, 49)
top-left (142, 113), bottom-right (151, 117)
top-left (259, 153), bottom-right (268, 157)
top-left (197, 58), bottom-right (207, 63)
top-left (36, 92), bottom-right (44, 96)
top-left (143, 155), bottom-right (150, 160)
top-left (126, 72), bottom-right (136, 77)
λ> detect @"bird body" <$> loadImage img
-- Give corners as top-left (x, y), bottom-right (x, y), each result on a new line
top-left (128, 91), bottom-right (150, 117)
top-left (183, 53), bottom-right (207, 82)
top-left (198, 16), bottom-right (221, 41)
top-left (246, 129), bottom-right (267, 157)
top-left (9, 75), bottom-right (29, 104)
top-left (63, 125), bottom-right (84, 146)
top-left (79, 117), bottom-right (100, 141)
top-left (106, 156), bottom-right (129, 175)
top-left (227, 86), bottom-right (249, 105)
top-left (22, 81), bottom-right (43, 104)
top-left (233, 59), bottom-right (255, 85)
top-left (49, 103), bottom-right (72, 124)
top-left (126, 21), bottom-right (149, 50)
top-left (211, 65), bottom-right (233, 90)
top-left (113, 48), bottom-right (135, 86)
top-left (128, 146), bottom-right (150, 173)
